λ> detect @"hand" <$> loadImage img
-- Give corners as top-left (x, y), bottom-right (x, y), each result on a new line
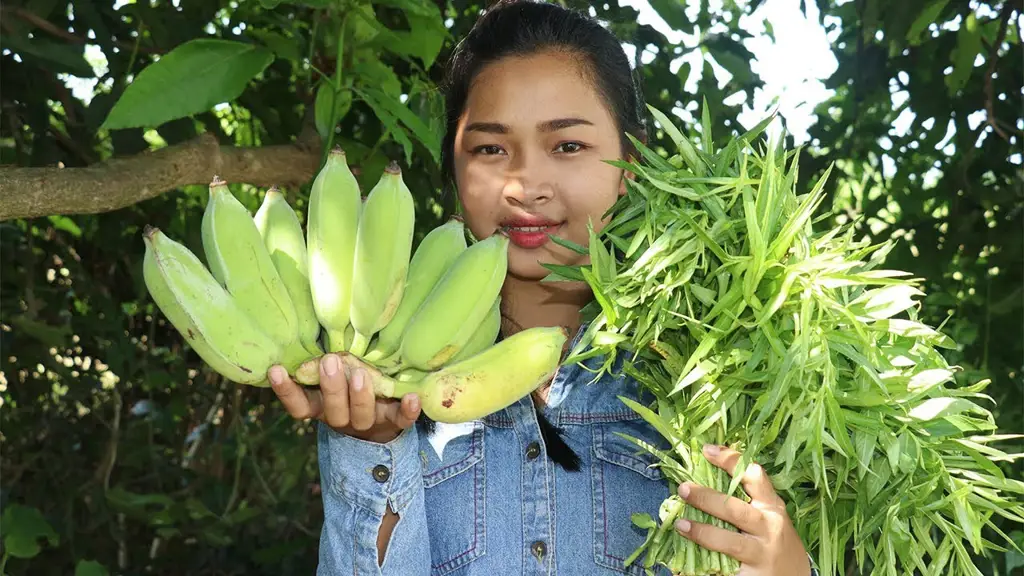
top-left (674, 444), bottom-right (812, 576)
top-left (268, 353), bottom-right (421, 444)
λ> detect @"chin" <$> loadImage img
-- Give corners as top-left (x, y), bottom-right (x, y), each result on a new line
top-left (506, 244), bottom-right (587, 282)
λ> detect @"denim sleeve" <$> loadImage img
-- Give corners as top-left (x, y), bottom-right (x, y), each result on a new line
top-left (316, 422), bottom-right (430, 576)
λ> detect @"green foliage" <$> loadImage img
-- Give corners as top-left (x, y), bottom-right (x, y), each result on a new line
top-left (0, 0), bottom-right (1020, 575)
top-left (101, 39), bottom-right (277, 130)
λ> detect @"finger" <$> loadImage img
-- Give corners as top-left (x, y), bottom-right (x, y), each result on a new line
top-left (319, 354), bottom-right (351, 430)
top-left (703, 444), bottom-right (743, 476)
top-left (675, 518), bottom-right (760, 565)
top-left (347, 368), bottom-right (376, 431)
top-left (677, 482), bottom-right (764, 535)
top-left (270, 365), bottom-right (323, 420)
top-left (703, 444), bottom-right (780, 505)
top-left (390, 394), bottom-right (421, 429)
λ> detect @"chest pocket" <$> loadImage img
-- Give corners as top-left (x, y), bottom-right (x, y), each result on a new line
top-left (419, 421), bottom-right (487, 575)
top-left (591, 415), bottom-right (673, 575)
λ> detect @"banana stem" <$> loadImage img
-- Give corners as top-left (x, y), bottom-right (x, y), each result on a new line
top-left (337, 353), bottom-right (420, 398)
top-left (348, 330), bottom-right (371, 357)
top-left (291, 352), bottom-right (417, 397)
top-left (281, 339), bottom-right (318, 376)
top-left (325, 328), bottom-right (348, 353)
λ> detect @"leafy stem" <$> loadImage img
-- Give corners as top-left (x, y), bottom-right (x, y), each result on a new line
top-left (322, 13), bottom-right (349, 166)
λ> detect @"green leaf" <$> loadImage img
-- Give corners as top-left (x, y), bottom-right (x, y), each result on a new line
top-left (2, 34), bottom-right (93, 76)
top-left (354, 2), bottom-right (447, 68)
top-left (849, 284), bottom-right (924, 320)
top-left (370, 0), bottom-right (439, 16)
top-left (246, 29), bottom-right (301, 61)
top-left (907, 397), bottom-right (986, 421)
top-left (75, 560), bottom-right (111, 576)
top-left (945, 12), bottom-right (982, 96)
top-left (541, 263), bottom-right (587, 282)
top-left (102, 39), bottom-right (275, 130)
top-left (315, 82), bottom-right (352, 142)
top-left (647, 0), bottom-right (695, 34)
top-left (352, 57), bottom-right (403, 98)
top-left (547, 233), bottom-right (589, 255)
top-left (906, 0), bottom-right (950, 46)
top-left (351, 87), bottom-right (415, 165)
top-left (356, 86), bottom-right (441, 166)
top-left (386, 13), bottom-right (448, 69)
top-left (48, 215), bottom-right (83, 237)
top-left (9, 313), bottom-right (72, 345)
top-left (1, 504), bottom-right (59, 559)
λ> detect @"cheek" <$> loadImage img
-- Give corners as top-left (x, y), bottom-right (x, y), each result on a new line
top-left (562, 168), bottom-right (621, 237)
top-left (456, 179), bottom-right (499, 241)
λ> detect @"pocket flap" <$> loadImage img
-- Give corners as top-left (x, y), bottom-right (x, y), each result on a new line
top-left (592, 422), bottom-right (666, 481)
top-left (421, 421), bottom-right (485, 488)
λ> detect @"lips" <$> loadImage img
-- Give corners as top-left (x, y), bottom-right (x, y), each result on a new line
top-left (500, 216), bottom-right (563, 249)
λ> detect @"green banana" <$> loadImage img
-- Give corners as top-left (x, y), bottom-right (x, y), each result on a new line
top-left (348, 162), bottom-right (416, 356)
top-left (201, 177), bottom-right (310, 368)
top-left (307, 148), bottom-right (362, 353)
top-left (398, 233), bottom-right (509, 371)
top-left (254, 186), bottom-right (322, 356)
top-left (362, 216), bottom-right (468, 364)
top-left (447, 295), bottom-right (501, 364)
top-left (418, 325), bottom-right (567, 423)
top-left (326, 325), bottom-right (568, 423)
top-left (143, 226), bottom-right (281, 386)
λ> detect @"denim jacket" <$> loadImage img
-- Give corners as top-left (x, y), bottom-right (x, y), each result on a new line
top-left (315, 325), bottom-right (820, 575)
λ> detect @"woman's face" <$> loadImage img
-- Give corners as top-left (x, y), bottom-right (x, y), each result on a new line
top-left (452, 50), bottom-right (627, 281)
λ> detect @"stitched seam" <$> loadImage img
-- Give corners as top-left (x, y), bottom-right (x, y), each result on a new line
top-left (422, 428), bottom-right (482, 488)
top-left (428, 433), bottom-right (486, 574)
top-left (559, 411), bottom-right (642, 424)
top-left (541, 409), bottom-right (553, 576)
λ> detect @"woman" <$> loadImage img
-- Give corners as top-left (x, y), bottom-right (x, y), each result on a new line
top-left (270, 2), bottom-right (817, 574)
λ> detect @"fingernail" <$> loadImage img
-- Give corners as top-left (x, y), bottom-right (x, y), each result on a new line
top-left (409, 394), bottom-right (420, 412)
top-left (675, 519), bottom-right (691, 533)
top-left (322, 354), bottom-right (339, 376)
top-left (678, 483), bottom-right (690, 498)
top-left (703, 444), bottom-right (720, 456)
top-left (351, 369), bottom-right (364, 392)
top-left (269, 366), bottom-right (285, 387)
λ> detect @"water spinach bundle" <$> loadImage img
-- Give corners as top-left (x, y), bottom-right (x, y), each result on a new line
top-left (547, 104), bottom-right (1024, 576)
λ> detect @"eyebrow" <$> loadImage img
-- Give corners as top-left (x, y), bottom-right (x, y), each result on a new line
top-left (464, 117), bottom-right (594, 134)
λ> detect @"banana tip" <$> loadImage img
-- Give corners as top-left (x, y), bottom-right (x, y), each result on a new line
top-left (142, 224), bottom-right (159, 241)
top-left (385, 160), bottom-right (401, 174)
top-left (210, 175), bottom-right (226, 187)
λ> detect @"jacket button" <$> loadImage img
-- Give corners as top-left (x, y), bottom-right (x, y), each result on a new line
top-left (525, 441), bottom-right (541, 460)
top-left (530, 540), bottom-right (547, 559)
top-left (371, 464), bottom-right (390, 483)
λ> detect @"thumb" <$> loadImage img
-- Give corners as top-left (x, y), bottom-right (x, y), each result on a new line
top-left (387, 393), bottom-right (421, 430)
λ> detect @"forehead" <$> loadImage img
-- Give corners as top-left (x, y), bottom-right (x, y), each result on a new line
top-left (462, 50), bottom-right (615, 128)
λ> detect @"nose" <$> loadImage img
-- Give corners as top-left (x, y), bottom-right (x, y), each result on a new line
top-left (501, 151), bottom-right (554, 206)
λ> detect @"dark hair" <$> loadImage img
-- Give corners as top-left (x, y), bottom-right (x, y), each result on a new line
top-left (439, 0), bottom-right (648, 192)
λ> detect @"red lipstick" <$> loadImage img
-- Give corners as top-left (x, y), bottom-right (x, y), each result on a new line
top-left (499, 215), bottom-right (563, 249)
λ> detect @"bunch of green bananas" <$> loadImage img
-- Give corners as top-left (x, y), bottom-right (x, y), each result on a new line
top-left (143, 148), bottom-right (567, 423)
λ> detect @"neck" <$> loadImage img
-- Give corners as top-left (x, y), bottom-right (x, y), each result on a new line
top-left (499, 275), bottom-right (592, 405)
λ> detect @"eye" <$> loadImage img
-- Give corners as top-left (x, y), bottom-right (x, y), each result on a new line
top-left (554, 142), bottom-right (587, 154)
top-left (473, 144), bottom-right (506, 156)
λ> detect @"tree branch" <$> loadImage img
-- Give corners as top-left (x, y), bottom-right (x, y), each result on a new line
top-left (1, 6), bottom-right (162, 54)
top-left (985, 1), bottom-right (1015, 142)
top-left (0, 132), bottom-right (322, 221)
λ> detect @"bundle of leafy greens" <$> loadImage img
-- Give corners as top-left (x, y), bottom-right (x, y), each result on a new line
top-left (544, 103), bottom-right (1024, 576)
